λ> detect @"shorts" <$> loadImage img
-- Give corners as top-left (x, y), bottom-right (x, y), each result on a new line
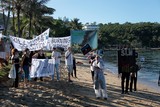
top-left (66, 65), bottom-right (73, 73)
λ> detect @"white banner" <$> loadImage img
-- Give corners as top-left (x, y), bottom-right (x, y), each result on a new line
top-left (9, 29), bottom-right (50, 51)
top-left (46, 36), bottom-right (71, 50)
top-left (30, 59), bottom-right (54, 78)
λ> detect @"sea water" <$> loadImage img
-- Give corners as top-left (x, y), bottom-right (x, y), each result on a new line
top-left (103, 50), bottom-right (160, 91)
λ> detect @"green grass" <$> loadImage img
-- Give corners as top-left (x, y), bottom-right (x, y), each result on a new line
top-left (0, 65), bottom-right (11, 78)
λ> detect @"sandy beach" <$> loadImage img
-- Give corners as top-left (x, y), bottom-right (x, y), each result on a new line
top-left (0, 53), bottom-right (160, 107)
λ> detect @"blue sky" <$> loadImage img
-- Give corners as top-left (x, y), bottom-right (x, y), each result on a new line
top-left (46, 0), bottom-right (160, 24)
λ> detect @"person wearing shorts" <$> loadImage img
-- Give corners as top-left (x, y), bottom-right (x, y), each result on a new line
top-left (65, 46), bottom-right (73, 82)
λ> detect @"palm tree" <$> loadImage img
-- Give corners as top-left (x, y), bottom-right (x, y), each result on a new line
top-left (22, 0), bottom-right (55, 38)
top-left (11, 0), bottom-right (25, 37)
top-left (69, 18), bottom-right (82, 30)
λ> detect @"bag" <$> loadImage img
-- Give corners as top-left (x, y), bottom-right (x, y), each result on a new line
top-left (8, 65), bottom-right (16, 79)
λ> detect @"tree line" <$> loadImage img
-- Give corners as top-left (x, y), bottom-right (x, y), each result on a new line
top-left (0, 0), bottom-right (82, 38)
top-left (98, 22), bottom-right (160, 48)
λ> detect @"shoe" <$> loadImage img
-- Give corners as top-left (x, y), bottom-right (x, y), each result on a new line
top-left (104, 98), bottom-right (108, 100)
top-left (125, 92), bottom-right (129, 94)
top-left (121, 92), bottom-right (124, 94)
top-left (68, 80), bottom-right (73, 82)
top-left (96, 97), bottom-right (100, 99)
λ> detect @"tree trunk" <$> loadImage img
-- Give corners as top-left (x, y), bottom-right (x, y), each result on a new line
top-left (1, 1), bottom-right (6, 33)
top-left (12, 11), bottom-right (16, 36)
top-left (17, 8), bottom-right (20, 37)
top-left (4, 3), bottom-right (11, 36)
top-left (29, 14), bottom-right (32, 38)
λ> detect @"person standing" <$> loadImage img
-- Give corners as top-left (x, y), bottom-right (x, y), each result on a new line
top-left (51, 47), bottom-right (61, 81)
top-left (89, 55), bottom-right (96, 82)
top-left (92, 55), bottom-right (108, 100)
top-left (130, 63), bottom-right (140, 92)
top-left (118, 46), bottom-right (132, 94)
top-left (21, 48), bottom-right (31, 88)
top-left (32, 49), bottom-right (46, 81)
top-left (65, 46), bottom-right (73, 82)
top-left (11, 49), bottom-right (20, 88)
top-left (71, 56), bottom-right (77, 78)
top-left (158, 71), bottom-right (160, 86)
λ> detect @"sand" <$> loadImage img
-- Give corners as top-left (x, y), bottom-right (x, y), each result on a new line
top-left (0, 53), bottom-right (160, 107)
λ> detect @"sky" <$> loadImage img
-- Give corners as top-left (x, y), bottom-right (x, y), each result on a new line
top-left (46, 0), bottom-right (160, 24)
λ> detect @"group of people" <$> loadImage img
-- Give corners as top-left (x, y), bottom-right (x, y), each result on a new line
top-left (10, 46), bottom-right (77, 88)
top-left (118, 46), bottom-right (140, 94)
top-left (87, 46), bottom-right (140, 99)
top-left (10, 45), bottom-right (140, 100)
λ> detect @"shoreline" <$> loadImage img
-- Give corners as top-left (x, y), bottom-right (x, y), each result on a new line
top-left (104, 63), bottom-right (160, 93)
top-left (0, 53), bottom-right (160, 107)
top-left (106, 70), bottom-right (160, 93)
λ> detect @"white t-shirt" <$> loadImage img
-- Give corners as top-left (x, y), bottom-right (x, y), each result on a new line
top-left (93, 60), bottom-right (104, 71)
top-left (51, 51), bottom-right (61, 64)
top-left (65, 50), bottom-right (73, 66)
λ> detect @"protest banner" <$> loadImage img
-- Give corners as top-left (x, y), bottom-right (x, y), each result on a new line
top-left (9, 28), bottom-right (50, 51)
top-left (46, 36), bottom-right (71, 51)
top-left (30, 59), bottom-right (54, 78)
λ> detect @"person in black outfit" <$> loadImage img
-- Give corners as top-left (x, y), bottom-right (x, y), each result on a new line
top-left (32, 49), bottom-right (46, 81)
top-left (158, 71), bottom-right (160, 86)
top-left (11, 49), bottom-right (20, 88)
top-left (71, 56), bottom-right (77, 78)
top-left (118, 46), bottom-right (132, 94)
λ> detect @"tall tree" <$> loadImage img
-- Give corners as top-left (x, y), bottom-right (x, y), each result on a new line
top-left (69, 18), bottom-right (82, 30)
top-left (11, 0), bottom-right (27, 37)
top-left (23, 0), bottom-right (55, 38)
top-left (0, 0), bottom-right (11, 35)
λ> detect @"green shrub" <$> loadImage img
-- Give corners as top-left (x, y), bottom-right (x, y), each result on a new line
top-left (0, 65), bottom-right (11, 78)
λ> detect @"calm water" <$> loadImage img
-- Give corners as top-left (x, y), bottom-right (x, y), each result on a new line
top-left (103, 50), bottom-right (160, 89)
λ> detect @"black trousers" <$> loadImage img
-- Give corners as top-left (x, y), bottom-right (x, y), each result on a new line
top-left (14, 64), bottom-right (19, 88)
top-left (91, 70), bottom-right (94, 82)
top-left (71, 67), bottom-right (77, 77)
top-left (121, 72), bottom-right (130, 93)
top-left (130, 72), bottom-right (137, 91)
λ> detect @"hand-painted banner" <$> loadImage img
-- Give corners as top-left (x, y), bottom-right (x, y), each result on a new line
top-left (9, 29), bottom-right (50, 51)
top-left (30, 59), bottom-right (54, 78)
top-left (46, 36), bottom-right (71, 50)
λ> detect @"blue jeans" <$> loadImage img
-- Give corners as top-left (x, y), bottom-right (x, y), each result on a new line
top-left (52, 64), bottom-right (60, 80)
top-left (23, 65), bottom-right (30, 80)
